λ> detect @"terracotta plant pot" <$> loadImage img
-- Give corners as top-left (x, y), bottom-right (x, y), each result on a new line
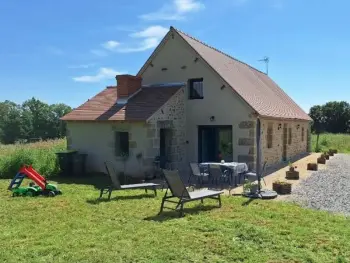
top-left (317, 157), bottom-right (326, 164)
top-left (286, 170), bottom-right (299, 180)
top-left (272, 182), bottom-right (292, 194)
top-left (307, 163), bottom-right (318, 171)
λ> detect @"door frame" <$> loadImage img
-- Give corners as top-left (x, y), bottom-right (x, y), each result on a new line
top-left (198, 125), bottom-right (232, 163)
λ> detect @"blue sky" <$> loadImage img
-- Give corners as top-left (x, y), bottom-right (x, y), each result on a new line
top-left (0, 0), bottom-right (349, 112)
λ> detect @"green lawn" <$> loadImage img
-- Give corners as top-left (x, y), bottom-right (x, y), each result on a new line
top-left (1, 176), bottom-right (350, 263)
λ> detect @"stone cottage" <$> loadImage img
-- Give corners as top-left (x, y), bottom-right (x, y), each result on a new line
top-left (61, 26), bottom-right (312, 177)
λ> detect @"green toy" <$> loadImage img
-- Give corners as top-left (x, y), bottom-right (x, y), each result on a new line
top-left (8, 165), bottom-right (62, 197)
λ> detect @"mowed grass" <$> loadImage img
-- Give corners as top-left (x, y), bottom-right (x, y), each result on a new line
top-left (0, 176), bottom-right (350, 263)
top-left (311, 133), bottom-right (350, 153)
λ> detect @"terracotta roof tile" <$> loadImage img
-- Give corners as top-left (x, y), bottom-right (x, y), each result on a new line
top-left (174, 28), bottom-right (312, 121)
top-left (61, 86), bottom-right (181, 121)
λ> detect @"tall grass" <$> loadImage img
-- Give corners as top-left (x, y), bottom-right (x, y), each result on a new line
top-left (0, 139), bottom-right (66, 179)
top-left (311, 133), bottom-right (350, 153)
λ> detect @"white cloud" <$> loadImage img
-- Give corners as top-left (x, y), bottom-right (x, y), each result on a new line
top-left (99, 26), bottom-right (168, 54)
top-left (68, 63), bottom-right (95, 69)
top-left (101, 40), bottom-right (120, 51)
top-left (73, 67), bottom-right (124, 83)
top-left (130, 25), bottom-right (168, 39)
top-left (140, 0), bottom-right (204, 21)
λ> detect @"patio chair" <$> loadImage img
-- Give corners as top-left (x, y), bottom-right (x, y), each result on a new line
top-left (99, 162), bottom-right (160, 200)
top-left (189, 162), bottom-right (209, 188)
top-left (159, 170), bottom-right (223, 217)
top-left (208, 164), bottom-right (231, 188)
top-left (242, 161), bottom-right (267, 185)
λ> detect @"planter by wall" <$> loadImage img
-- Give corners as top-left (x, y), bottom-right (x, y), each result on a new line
top-left (328, 151), bottom-right (334, 157)
top-left (272, 181), bottom-right (292, 195)
top-left (324, 154), bottom-right (330, 160)
top-left (307, 163), bottom-right (318, 171)
top-left (286, 170), bottom-right (299, 180)
top-left (317, 157), bottom-right (326, 164)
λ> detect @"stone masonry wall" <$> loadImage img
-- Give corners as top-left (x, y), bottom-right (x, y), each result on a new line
top-left (260, 119), bottom-right (310, 166)
top-left (145, 88), bottom-right (186, 172)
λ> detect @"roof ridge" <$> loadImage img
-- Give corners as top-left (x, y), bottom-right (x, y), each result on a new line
top-left (171, 26), bottom-right (267, 75)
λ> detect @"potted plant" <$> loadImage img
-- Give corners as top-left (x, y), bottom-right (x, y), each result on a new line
top-left (307, 162), bottom-right (318, 171)
top-left (272, 180), bottom-right (292, 194)
top-left (243, 179), bottom-right (259, 194)
top-left (329, 149), bottom-right (338, 155)
top-left (317, 154), bottom-right (326, 164)
top-left (323, 151), bottom-right (330, 160)
top-left (286, 162), bottom-right (299, 180)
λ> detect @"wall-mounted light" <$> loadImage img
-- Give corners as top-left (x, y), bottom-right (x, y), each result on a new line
top-left (181, 65), bottom-right (187, 70)
top-left (210, 116), bottom-right (215, 122)
top-left (150, 62), bottom-right (154, 67)
top-left (194, 57), bottom-right (199, 63)
top-left (297, 124), bottom-right (300, 130)
top-left (220, 85), bottom-right (226, 90)
top-left (186, 140), bottom-right (189, 144)
top-left (161, 109), bottom-right (164, 114)
top-left (161, 67), bottom-right (168, 71)
top-left (278, 123), bottom-right (282, 130)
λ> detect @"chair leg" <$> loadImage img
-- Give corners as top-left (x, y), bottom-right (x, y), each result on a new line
top-left (153, 186), bottom-right (157, 197)
top-left (218, 195), bottom-right (222, 208)
top-left (179, 202), bottom-right (184, 217)
top-left (107, 188), bottom-right (112, 200)
top-left (99, 188), bottom-right (104, 199)
top-left (158, 197), bottom-right (166, 215)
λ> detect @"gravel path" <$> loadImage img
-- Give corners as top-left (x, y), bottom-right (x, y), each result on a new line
top-left (288, 154), bottom-right (350, 215)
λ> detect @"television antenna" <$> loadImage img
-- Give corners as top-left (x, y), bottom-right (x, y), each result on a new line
top-left (258, 56), bottom-right (269, 75)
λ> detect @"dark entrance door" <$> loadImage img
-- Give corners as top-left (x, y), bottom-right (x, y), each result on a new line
top-left (160, 129), bottom-right (172, 169)
top-left (198, 126), bottom-right (232, 163)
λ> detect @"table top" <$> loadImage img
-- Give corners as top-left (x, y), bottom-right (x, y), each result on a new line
top-left (200, 162), bottom-right (248, 173)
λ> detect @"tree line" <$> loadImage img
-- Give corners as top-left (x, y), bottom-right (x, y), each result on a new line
top-left (309, 101), bottom-right (350, 134)
top-left (0, 98), bottom-right (72, 144)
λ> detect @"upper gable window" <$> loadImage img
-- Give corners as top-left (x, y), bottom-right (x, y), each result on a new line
top-left (188, 78), bottom-right (204, 100)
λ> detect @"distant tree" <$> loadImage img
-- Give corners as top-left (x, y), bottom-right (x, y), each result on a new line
top-left (0, 98), bottom-right (72, 144)
top-left (0, 101), bottom-right (24, 144)
top-left (322, 101), bottom-right (350, 133)
top-left (309, 105), bottom-right (326, 152)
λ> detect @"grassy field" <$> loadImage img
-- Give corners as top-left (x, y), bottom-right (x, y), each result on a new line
top-left (0, 137), bottom-right (350, 261)
top-left (0, 139), bottom-right (66, 179)
top-left (311, 133), bottom-right (350, 153)
top-left (0, 176), bottom-right (349, 262)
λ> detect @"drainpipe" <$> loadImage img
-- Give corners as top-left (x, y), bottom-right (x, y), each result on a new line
top-left (256, 117), bottom-right (262, 193)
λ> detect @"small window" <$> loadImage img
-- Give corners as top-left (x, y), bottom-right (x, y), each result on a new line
top-left (301, 127), bottom-right (305, 142)
top-left (115, 132), bottom-right (129, 157)
top-left (188, 78), bottom-right (203, 99)
top-left (267, 123), bottom-right (273, 149)
top-left (288, 127), bottom-right (292, 145)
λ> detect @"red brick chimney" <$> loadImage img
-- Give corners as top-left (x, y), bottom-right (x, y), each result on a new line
top-left (116, 74), bottom-right (142, 98)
